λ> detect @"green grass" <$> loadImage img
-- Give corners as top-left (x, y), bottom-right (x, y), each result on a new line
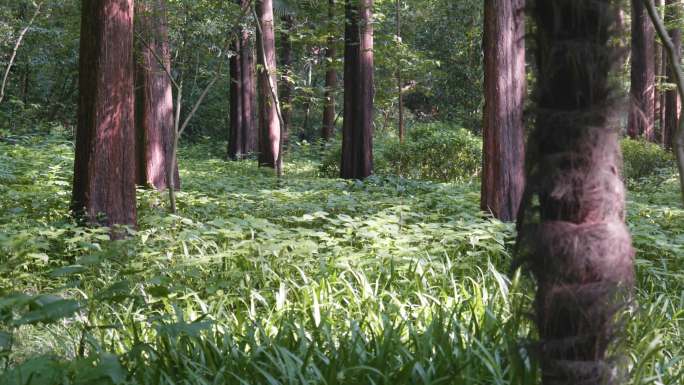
top-left (0, 133), bottom-right (682, 385)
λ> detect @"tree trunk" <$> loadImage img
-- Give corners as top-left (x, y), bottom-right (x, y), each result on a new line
top-left (517, 1), bottom-right (635, 384)
top-left (664, 0), bottom-right (681, 150)
top-left (256, 0), bottom-right (282, 170)
top-left (280, 15), bottom-right (294, 145)
top-left (480, 0), bottom-right (526, 222)
top-left (341, 0), bottom-right (374, 179)
top-left (629, 0), bottom-right (656, 139)
top-left (135, 0), bottom-right (179, 191)
top-left (396, 0), bottom-right (405, 142)
top-left (322, 0), bottom-right (337, 141)
top-left (654, 0), bottom-right (663, 139)
top-left (228, 0), bottom-right (257, 159)
top-left (228, 37), bottom-right (244, 158)
top-left (72, 0), bottom-right (137, 228)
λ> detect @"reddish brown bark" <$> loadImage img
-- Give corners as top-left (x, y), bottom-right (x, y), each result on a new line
top-left (395, 0), bottom-right (404, 142)
top-left (256, 0), bottom-right (282, 169)
top-left (629, 0), bottom-right (656, 139)
top-left (518, 1), bottom-right (635, 384)
top-left (229, 37), bottom-right (244, 159)
top-left (135, 0), bottom-right (179, 191)
top-left (341, 0), bottom-right (374, 179)
top-left (480, 0), bottom-right (526, 222)
top-left (228, 0), bottom-right (257, 160)
top-left (72, 0), bottom-right (136, 227)
top-left (280, 15), bottom-right (294, 145)
top-left (664, 0), bottom-right (681, 150)
top-left (322, 0), bottom-right (338, 141)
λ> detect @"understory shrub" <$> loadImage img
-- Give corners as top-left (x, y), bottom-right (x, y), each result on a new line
top-left (622, 138), bottom-right (675, 181)
top-left (320, 123), bottom-right (482, 182)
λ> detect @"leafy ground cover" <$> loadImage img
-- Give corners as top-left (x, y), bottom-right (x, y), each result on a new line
top-left (0, 133), bottom-right (682, 385)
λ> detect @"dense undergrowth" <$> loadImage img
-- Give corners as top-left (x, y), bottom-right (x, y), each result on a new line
top-left (0, 133), bottom-right (682, 385)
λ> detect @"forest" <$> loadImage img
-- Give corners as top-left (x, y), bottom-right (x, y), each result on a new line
top-left (0, 0), bottom-right (682, 384)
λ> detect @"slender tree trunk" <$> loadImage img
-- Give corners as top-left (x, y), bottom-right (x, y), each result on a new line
top-left (228, 0), bottom-right (257, 159)
top-left (396, 0), bottom-right (405, 142)
top-left (240, 24), bottom-right (258, 154)
top-left (280, 15), bottom-right (294, 145)
top-left (664, 0), bottom-right (681, 150)
top-left (72, 0), bottom-right (137, 228)
top-left (256, 0), bottom-right (282, 171)
top-left (654, 0), bottom-right (664, 139)
top-left (517, 1), bottom-right (635, 384)
top-left (135, 0), bottom-right (179, 191)
top-left (228, 36), bottom-right (244, 159)
top-left (480, 0), bottom-right (526, 222)
top-left (0, 2), bottom-right (42, 106)
top-left (322, 0), bottom-right (338, 141)
top-left (629, 0), bottom-right (656, 139)
top-left (341, 0), bottom-right (374, 179)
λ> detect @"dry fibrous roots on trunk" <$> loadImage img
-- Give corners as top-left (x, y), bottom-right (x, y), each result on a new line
top-left (516, 1), bottom-right (635, 384)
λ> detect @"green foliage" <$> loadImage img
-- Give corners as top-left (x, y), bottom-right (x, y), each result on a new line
top-left (321, 123), bottom-right (482, 183)
top-left (0, 134), bottom-right (682, 384)
top-left (622, 138), bottom-right (675, 181)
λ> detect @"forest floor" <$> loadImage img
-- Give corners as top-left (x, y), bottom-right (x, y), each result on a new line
top-left (0, 133), bottom-right (682, 385)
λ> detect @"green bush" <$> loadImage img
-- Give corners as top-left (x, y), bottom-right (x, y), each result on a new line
top-left (621, 138), bottom-right (674, 181)
top-left (320, 123), bottom-right (482, 182)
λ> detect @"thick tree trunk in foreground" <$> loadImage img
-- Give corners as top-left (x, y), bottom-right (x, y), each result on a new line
top-left (280, 15), bottom-right (294, 145)
top-left (629, 0), bottom-right (656, 139)
top-left (341, 0), bottom-right (374, 179)
top-left (72, 0), bottom-right (136, 228)
top-left (322, 0), bottom-right (338, 141)
top-left (228, 0), bottom-right (257, 159)
top-left (256, 0), bottom-right (282, 170)
top-left (664, 0), bottom-right (681, 150)
top-left (517, 1), bottom-right (635, 384)
top-left (135, 0), bottom-right (179, 191)
top-left (480, 0), bottom-right (526, 222)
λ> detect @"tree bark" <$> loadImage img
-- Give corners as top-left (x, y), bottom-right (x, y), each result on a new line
top-left (228, 0), bottom-right (257, 160)
top-left (135, 0), bottom-right (179, 191)
top-left (664, 0), bottom-right (681, 150)
top-left (517, 1), bottom-right (635, 384)
top-left (341, 0), bottom-right (374, 179)
top-left (280, 15), bottom-right (294, 145)
top-left (322, 0), bottom-right (338, 141)
top-left (72, 0), bottom-right (137, 228)
top-left (480, 0), bottom-right (526, 222)
top-left (629, 0), bottom-right (656, 139)
top-left (256, 0), bottom-right (282, 170)
top-left (654, 0), bottom-right (664, 139)
top-left (229, 37), bottom-right (244, 158)
top-left (396, 0), bottom-right (405, 143)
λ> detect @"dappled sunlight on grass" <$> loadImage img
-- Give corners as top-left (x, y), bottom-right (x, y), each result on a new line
top-left (0, 135), bottom-right (681, 384)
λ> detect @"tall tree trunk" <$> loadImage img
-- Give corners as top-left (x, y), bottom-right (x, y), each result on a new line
top-left (280, 15), bottom-right (294, 145)
top-left (341, 0), bottom-right (374, 179)
top-left (480, 0), bottom-right (526, 222)
top-left (322, 0), bottom-right (338, 141)
top-left (517, 1), bottom-right (635, 384)
top-left (72, 0), bottom-right (137, 228)
top-left (135, 0), bottom-right (179, 191)
top-left (654, 0), bottom-right (664, 139)
top-left (395, 0), bottom-right (405, 142)
top-left (241, 28), bottom-right (258, 154)
top-left (228, 0), bottom-right (257, 159)
top-left (228, 37), bottom-right (244, 158)
top-left (664, 0), bottom-right (681, 150)
top-left (256, 0), bottom-right (282, 171)
top-left (629, 0), bottom-right (656, 139)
